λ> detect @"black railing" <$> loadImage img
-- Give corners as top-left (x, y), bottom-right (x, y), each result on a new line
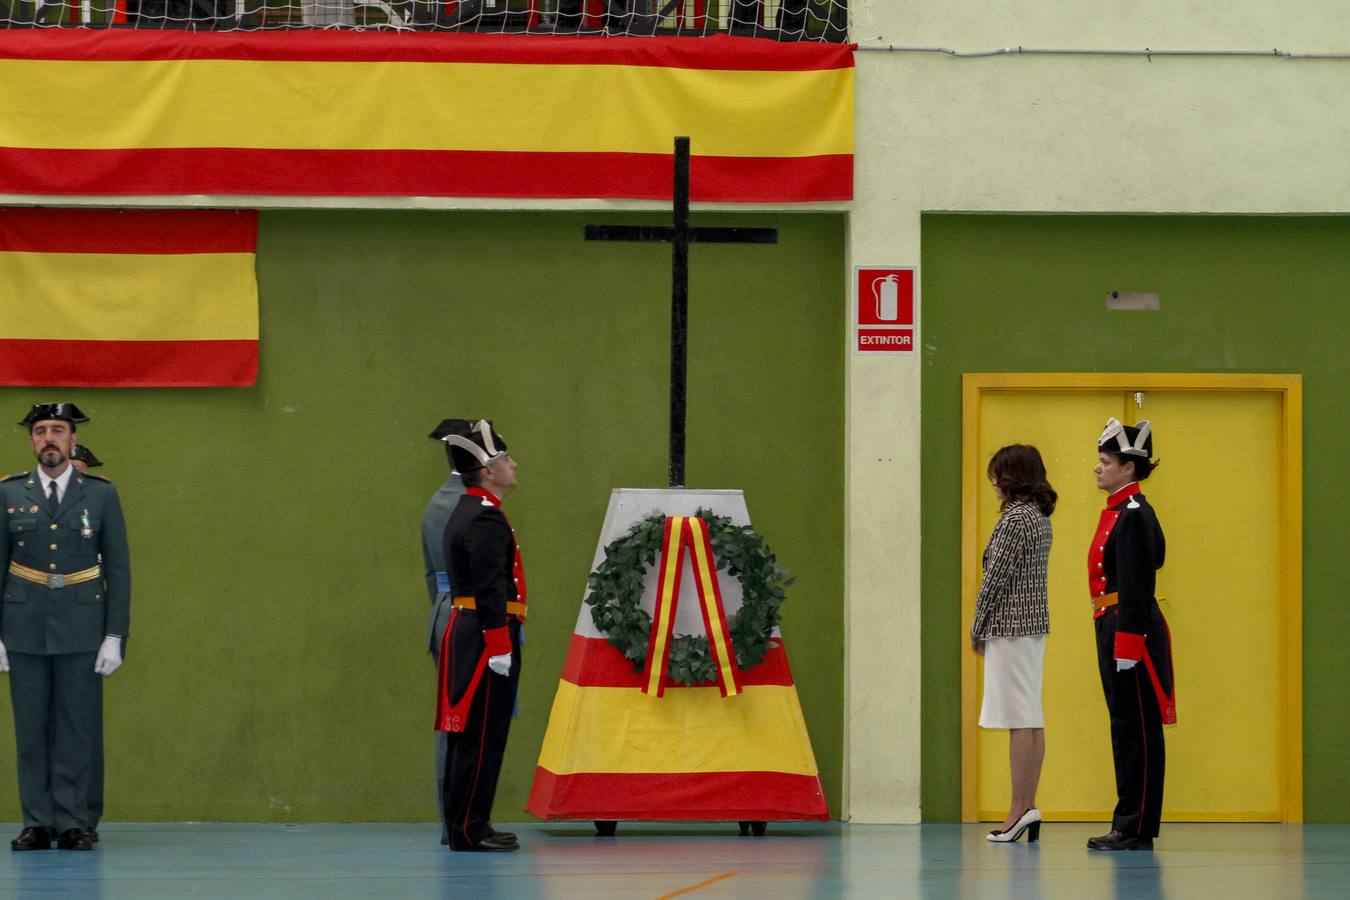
top-left (0, 0), bottom-right (849, 41)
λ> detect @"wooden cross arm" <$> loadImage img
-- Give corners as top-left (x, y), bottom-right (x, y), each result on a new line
top-left (584, 225), bottom-right (675, 243)
top-left (584, 225), bottom-right (778, 244)
top-left (688, 227), bottom-right (778, 245)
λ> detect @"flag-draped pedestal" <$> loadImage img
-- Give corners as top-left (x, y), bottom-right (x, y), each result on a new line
top-left (526, 489), bottom-right (828, 824)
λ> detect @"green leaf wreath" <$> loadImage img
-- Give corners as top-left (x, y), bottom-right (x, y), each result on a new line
top-left (584, 508), bottom-right (794, 687)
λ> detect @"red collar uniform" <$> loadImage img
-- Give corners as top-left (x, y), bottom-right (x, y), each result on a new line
top-left (434, 483), bottom-right (527, 851)
top-left (1089, 480), bottom-right (1176, 841)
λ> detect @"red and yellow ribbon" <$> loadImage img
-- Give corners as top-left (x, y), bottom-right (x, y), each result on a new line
top-left (640, 515), bottom-right (742, 699)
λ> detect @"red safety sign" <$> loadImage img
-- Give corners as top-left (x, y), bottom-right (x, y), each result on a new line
top-left (854, 266), bottom-right (916, 355)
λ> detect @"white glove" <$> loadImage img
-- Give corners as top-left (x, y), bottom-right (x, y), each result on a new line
top-left (487, 653), bottom-right (512, 677)
top-left (94, 636), bottom-right (123, 676)
top-left (1116, 658), bottom-right (1138, 672)
top-left (0, 638), bottom-right (8, 673)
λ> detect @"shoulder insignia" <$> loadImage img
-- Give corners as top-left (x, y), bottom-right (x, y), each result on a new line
top-left (480, 499), bottom-right (495, 507)
top-left (1126, 497), bottom-right (1140, 509)
top-left (0, 472), bottom-right (26, 482)
top-left (83, 472), bottom-right (110, 482)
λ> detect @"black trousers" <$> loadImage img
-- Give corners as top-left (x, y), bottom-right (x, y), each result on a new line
top-left (439, 615), bottom-right (521, 851)
top-left (8, 651), bottom-right (102, 833)
top-left (1095, 607), bottom-right (1172, 838)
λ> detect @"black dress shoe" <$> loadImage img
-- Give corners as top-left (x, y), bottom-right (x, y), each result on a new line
top-left (491, 830), bottom-right (517, 843)
top-left (468, 833), bottom-right (519, 852)
top-left (57, 828), bottom-right (94, 851)
top-left (83, 829), bottom-right (99, 843)
top-left (11, 827), bottom-right (51, 851)
top-left (1087, 830), bottom-right (1153, 851)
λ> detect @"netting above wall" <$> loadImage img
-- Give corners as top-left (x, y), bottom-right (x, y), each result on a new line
top-left (0, 0), bottom-right (852, 40)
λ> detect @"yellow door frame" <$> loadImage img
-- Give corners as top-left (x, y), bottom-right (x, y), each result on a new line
top-left (960, 372), bottom-right (1303, 823)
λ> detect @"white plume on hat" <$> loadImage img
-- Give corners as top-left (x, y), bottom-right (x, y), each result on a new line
top-left (1098, 417), bottom-right (1152, 458)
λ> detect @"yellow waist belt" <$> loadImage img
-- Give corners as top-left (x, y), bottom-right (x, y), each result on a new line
top-left (8, 561), bottom-right (102, 590)
top-left (1092, 591), bottom-right (1119, 611)
top-left (452, 595), bottom-right (527, 618)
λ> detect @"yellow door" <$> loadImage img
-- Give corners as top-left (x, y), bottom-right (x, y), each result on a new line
top-left (962, 375), bottom-right (1302, 823)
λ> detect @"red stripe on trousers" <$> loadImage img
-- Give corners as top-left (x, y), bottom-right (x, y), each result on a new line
top-left (561, 632), bottom-right (796, 689)
top-left (0, 148), bottom-right (853, 203)
top-left (0, 339), bottom-right (257, 387)
top-left (1135, 670), bottom-right (1148, 834)
top-left (0, 208), bottom-right (258, 254)
top-left (526, 768), bottom-right (830, 821)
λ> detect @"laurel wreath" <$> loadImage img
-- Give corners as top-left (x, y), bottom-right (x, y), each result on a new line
top-left (584, 508), bottom-right (794, 687)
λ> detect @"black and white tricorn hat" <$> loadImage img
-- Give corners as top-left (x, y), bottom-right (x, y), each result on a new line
top-left (428, 418), bottom-right (508, 473)
top-left (1098, 417), bottom-right (1152, 458)
top-left (19, 402), bottom-right (89, 428)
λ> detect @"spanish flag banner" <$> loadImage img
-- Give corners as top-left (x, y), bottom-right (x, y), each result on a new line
top-left (528, 489), bottom-right (829, 823)
top-left (0, 31), bottom-right (852, 202)
top-left (0, 207), bottom-right (259, 387)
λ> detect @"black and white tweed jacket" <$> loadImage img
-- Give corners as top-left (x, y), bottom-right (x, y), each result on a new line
top-left (971, 499), bottom-right (1052, 640)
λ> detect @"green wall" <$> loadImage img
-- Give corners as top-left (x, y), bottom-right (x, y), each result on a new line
top-left (920, 214), bottom-right (1349, 822)
top-left (0, 209), bottom-right (845, 822)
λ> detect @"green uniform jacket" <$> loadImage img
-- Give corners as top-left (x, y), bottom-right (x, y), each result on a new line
top-left (422, 474), bottom-right (465, 655)
top-left (0, 468), bottom-right (131, 655)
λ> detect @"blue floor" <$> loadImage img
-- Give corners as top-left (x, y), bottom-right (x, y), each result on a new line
top-left (1, 822), bottom-right (1346, 899)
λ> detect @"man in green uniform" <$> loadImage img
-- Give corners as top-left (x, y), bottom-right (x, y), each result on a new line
top-left (68, 441), bottom-right (105, 834)
top-left (422, 419), bottom-right (466, 844)
top-left (0, 403), bottom-right (131, 852)
top-left (70, 444), bottom-right (102, 474)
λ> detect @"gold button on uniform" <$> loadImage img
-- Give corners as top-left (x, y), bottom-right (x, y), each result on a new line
top-left (48, 564), bottom-right (56, 570)
top-left (50, 544), bottom-right (57, 550)
top-left (50, 524), bottom-right (57, 530)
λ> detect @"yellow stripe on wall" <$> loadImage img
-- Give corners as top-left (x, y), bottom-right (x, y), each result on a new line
top-left (0, 252), bottom-right (258, 341)
top-left (537, 681), bottom-right (819, 776)
top-left (0, 60), bottom-right (854, 158)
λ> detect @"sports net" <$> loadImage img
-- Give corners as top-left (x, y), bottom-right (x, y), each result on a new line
top-left (0, 0), bottom-right (854, 41)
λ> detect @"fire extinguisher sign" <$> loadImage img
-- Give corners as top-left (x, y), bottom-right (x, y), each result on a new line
top-left (854, 265), bottom-right (917, 355)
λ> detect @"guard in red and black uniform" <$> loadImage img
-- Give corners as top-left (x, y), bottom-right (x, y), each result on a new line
top-left (1086, 417), bottom-right (1175, 852)
top-left (434, 419), bottom-right (525, 853)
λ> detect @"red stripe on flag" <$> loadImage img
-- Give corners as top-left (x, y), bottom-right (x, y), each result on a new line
top-left (0, 339), bottom-right (257, 387)
top-left (526, 767), bottom-right (830, 821)
top-left (0, 148), bottom-right (852, 202)
top-left (561, 632), bottom-right (796, 689)
top-left (0, 31), bottom-right (855, 72)
top-left (0, 208), bottom-right (258, 255)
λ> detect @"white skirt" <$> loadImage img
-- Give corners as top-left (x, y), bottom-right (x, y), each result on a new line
top-left (979, 635), bottom-right (1046, 729)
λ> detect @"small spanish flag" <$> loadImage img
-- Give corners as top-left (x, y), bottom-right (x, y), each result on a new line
top-left (0, 207), bottom-right (259, 387)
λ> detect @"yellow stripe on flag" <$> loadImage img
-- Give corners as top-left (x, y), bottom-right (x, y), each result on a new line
top-left (537, 681), bottom-right (819, 776)
top-left (0, 60), bottom-right (854, 158)
top-left (646, 516), bottom-right (687, 697)
top-left (688, 520), bottom-right (740, 696)
top-left (0, 251), bottom-right (259, 341)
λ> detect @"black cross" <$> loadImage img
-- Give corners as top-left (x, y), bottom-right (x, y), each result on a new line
top-left (584, 136), bottom-right (778, 488)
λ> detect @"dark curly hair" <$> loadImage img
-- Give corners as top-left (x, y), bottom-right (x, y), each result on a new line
top-left (988, 444), bottom-right (1057, 516)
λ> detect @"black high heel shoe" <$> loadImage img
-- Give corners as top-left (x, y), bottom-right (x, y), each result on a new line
top-left (986, 808), bottom-right (1042, 843)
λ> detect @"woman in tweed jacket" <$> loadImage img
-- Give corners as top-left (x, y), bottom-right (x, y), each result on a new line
top-left (971, 444), bottom-right (1056, 843)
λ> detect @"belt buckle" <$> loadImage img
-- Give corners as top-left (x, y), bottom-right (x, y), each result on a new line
top-left (46, 573), bottom-right (65, 589)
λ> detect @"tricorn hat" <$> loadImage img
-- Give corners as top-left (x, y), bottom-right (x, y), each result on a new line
top-left (1098, 417), bottom-right (1152, 458)
top-left (71, 444), bottom-right (102, 468)
top-left (19, 402), bottom-right (89, 428)
top-left (431, 418), bottom-right (508, 473)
